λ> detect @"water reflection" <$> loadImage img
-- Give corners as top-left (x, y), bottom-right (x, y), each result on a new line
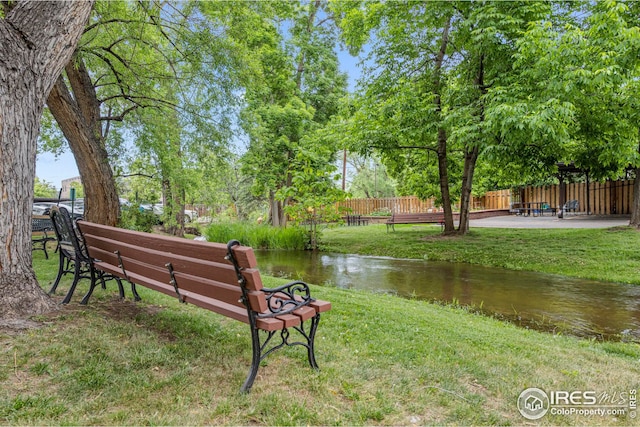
top-left (256, 250), bottom-right (640, 342)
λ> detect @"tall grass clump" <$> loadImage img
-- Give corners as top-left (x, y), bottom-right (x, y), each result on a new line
top-left (204, 222), bottom-right (308, 250)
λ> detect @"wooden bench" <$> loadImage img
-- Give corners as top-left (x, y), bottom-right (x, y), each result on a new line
top-left (74, 220), bottom-right (331, 393)
top-left (32, 215), bottom-right (56, 259)
top-left (386, 212), bottom-right (445, 232)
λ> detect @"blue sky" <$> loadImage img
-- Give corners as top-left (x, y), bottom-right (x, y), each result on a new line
top-left (36, 151), bottom-right (79, 189)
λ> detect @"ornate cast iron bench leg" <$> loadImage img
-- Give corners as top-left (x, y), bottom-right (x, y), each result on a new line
top-left (241, 327), bottom-right (263, 393)
top-left (304, 314), bottom-right (321, 369)
top-left (240, 313), bottom-right (322, 393)
top-left (61, 258), bottom-right (86, 304)
top-left (48, 250), bottom-right (70, 295)
top-left (80, 270), bottom-right (125, 305)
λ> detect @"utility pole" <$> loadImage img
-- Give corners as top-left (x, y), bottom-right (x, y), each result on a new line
top-left (342, 149), bottom-right (347, 191)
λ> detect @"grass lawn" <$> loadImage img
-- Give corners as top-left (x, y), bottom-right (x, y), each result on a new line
top-left (0, 230), bottom-right (639, 425)
top-left (321, 223), bottom-right (640, 285)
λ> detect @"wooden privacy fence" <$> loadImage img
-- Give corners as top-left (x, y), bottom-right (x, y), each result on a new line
top-left (337, 191), bottom-right (511, 215)
top-left (336, 181), bottom-right (634, 216)
top-left (337, 196), bottom-right (437, 215)
top-left (519, 179), bottom-right (635, 215)
top-left (480, 189), bottom-right (511, 210)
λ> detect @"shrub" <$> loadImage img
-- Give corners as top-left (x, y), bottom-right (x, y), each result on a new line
top-left (119, 204), bottom-right (159, 232)
top-left (204, 222), bottom-right (308, 250)
top-left (370, 207), bottom-right (392, 217)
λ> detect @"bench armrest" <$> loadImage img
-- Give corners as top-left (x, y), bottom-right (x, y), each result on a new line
top-left (258, 280), bottom-right (315, 318)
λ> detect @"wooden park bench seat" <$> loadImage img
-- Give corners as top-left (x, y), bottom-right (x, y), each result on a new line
top-left (386, 212), bottom-right (445, 232)
top-left (73, 220), bottom-right (331, 393)
top-left (32, 215), bottom-right (56, 259)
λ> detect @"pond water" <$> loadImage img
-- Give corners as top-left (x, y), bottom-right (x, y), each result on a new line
top-left (255, 250), bottom-right (640, 342)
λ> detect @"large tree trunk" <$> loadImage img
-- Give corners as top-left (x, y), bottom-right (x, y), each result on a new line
top-left (162, 178), bottom-right (186, 237)
top-left (433, 17), bottom-right (454, 233)
top-left (0, 0), bottom-right (94, 319)
top-left (46, 58), bottom-right (120, 226)
top-left (269, 191), bottom-right (288, 227)
top-left (437, 128), bottom-right (455, 233)
top-left (457, 53), bottom-right (486, 235)
top-left (457, 145), bottom-right (480, 234)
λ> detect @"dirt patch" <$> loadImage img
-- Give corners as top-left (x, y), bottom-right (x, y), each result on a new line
top-left (98, 297), bottom-right (164, 322)
top-left (0, 318), bottom-right (46, 336)
top-left (607, 225), bottom-right (638, 232)
top-left (0, 297), bottom-right (165, 336)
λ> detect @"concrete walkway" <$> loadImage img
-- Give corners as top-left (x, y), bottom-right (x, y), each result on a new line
top-left (469, 214), bottom-right (631, 229)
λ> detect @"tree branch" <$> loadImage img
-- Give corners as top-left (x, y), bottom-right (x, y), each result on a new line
top-left (371, 145), bottom-right (438, 153)
top-left (117, 172), bottom-right (155, 178)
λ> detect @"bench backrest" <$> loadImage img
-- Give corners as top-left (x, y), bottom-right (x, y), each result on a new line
top-left (391, 212), bottom-right (443, 221)
top-left (563, 200), bottom-right (579, 210)
top-left (50, 206), bottom-right (90, 263)
top-left (77, 221), bottom-right (268, 322)
top-left (32, 215), bottom-right (54, 233)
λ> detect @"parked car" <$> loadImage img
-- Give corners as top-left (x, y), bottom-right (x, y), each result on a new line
top-left (147, 204), bottom-right (197, 222)
top-left (32, 202), bottom-right (82, 219)
top-left (184, 209), bottom-right (198, 222)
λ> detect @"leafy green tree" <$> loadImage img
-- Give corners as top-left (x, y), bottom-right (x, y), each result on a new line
top-left (240, 0), bottom-right (348, 227)
top-left (333, 1), bottom-right (551, 234)
top-left (347, 156), bottom-right (397, 199)
top-left (486, 1), bottom-right (640, 223)
top-left (117, 157), bottom-right (162, 205)
top-left (188, 151), bottom-right (264, 222)
top-left (34, 178), bottom-right (57, 198)
top-left (44, 0), bottom-right (246, 226)
top-left (281, 160), bottom-right (345, 249)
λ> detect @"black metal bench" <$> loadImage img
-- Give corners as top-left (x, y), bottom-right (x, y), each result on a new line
top-left (72, 220), bottom-right (331, 393)
top-left (562, 200), bottom-right (580, 216)
top-left (542, 203), bottom-right (557, 216)
top-left (346, 214), bottom-right (369, 226)
top-left (386, 212), bottom-right (445, 232)
top-left (563, 199), bottom-right (579, 214)
top-left (32, 215), bottom-right (56, 259)
top-left (47, 206), bottom-right (125, 304)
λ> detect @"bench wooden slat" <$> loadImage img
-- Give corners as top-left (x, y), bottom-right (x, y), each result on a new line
top-left (289, 294), bottom-right (331, 314)
top-left (386, 212), bottom-right (445, 232)
top-left (292, 305), bottom-right (317, 322)
top-left (276, 313), bottom-right (303, 328)
top-left (387, 213), bottom-right (444, 223)
top-left (93, 261), bottom-right (280, 328)
top-left (79, 221), bottom-right (258, 269)
top-left (83, 234), bottom-right (263, 291)
top-left (92, 252), bottom-right (268, 312)
top-left (310, 299), bottom-right (332, 313)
